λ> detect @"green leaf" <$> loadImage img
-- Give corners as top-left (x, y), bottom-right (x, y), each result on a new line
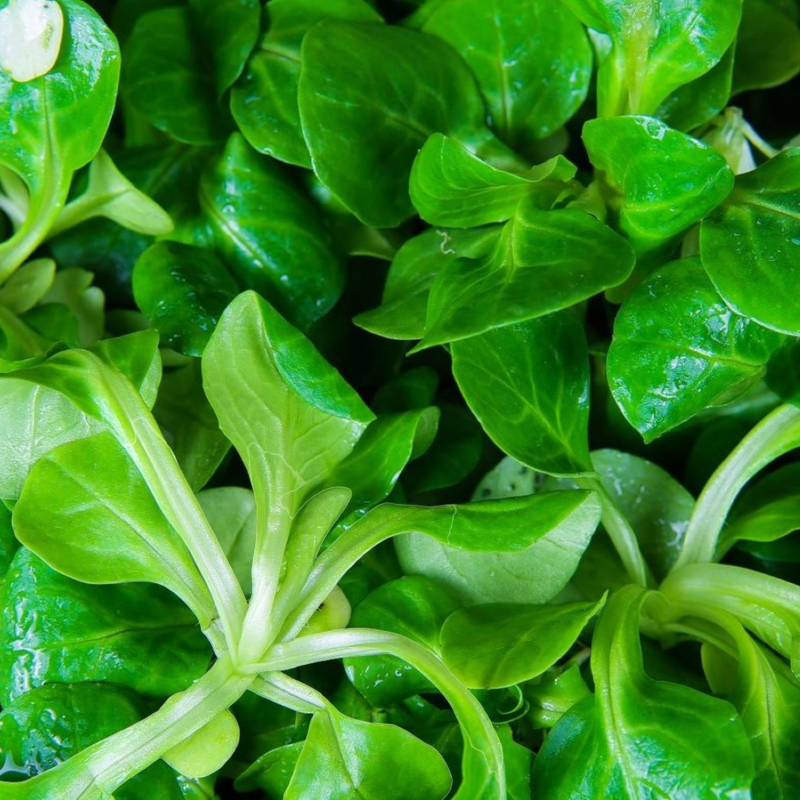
top-left (703, 623), bottom-right (800, 797)
top-left (532, 586), bottom-right (755, 798)
top-left (354, 227), bottom-right (500, 341)
top-left (563, 0), bottom-right (742, 117)
top-left (0, 547), bottom-right (210, 705)
top-left (153, 360), bottom-right (231, 492)
top-left (590, 450), bottom-right (694, 580)
top-left (325, 408), bottom-right (440, 520)
top-left (163, 710), bottom-right (240, 779)
top-left (0, 0), bottom-right (120, 280)
top-left (700, 147), bottom-right (800, 335)
top-left (187, 0), bottom-right (260, 96)
top-left (199, 134), bottom-right (345, 329)
top-left (50, 149), bottom-right (174, 238)
top-left (411, 134), bottom-right (578, 228)
top-left (441, 598), bottom-right (604, 689)
top-left (298, 20), bottom-right (493, 227)
top-left (656, 46), bottom-right (735, 132)
top-left (523, 663), bottom-right (592, 729)
top-left (235, 742), bottom-right (304, 796)
top-left (583, 116), bottom-right (734, 259)
top-left (733, 0), bottom-right (800, 93)
top-left (344, 576), bottom-right (461, 706)
top-left (723, 463), bottom-right (800, 550)
top-left (421, 0), bottom-right (592, 146)
top-left (197, 487), bottom-right (256, 595)
top-left (452, 312), bottom-right (591, 476)
top-left (0, 682), bottom-right (183, 795)
top-left (395, 491), bottom-right (600, 605)
top-left (402, 404), bottom-right (483, 494)
top-left (133, 241), bottom-right (239, 357)
top-left (231, 0), bottom-right (382, 168)
top-left (12, 432), bottom-right (216, 629)
top-left (0, 258), bottom-right (55, 314)
top-left (417, 204), bottom-right (635, 349)
top-left (608, 258), bottom-right (784, 441)
top-left (122, 7), bottom-right (231, 145)
top-left (41, 268), bottom-right (105, 348)
top-left (286, 705), bottom-right (452, 800)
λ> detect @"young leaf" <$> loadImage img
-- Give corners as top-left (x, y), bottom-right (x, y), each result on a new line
top-left (231, 0), bottom-right (382, 168)
top-left (394, 491), bottom-right (601, 605)
top-left (162, 710), bottom-right (240, 779)
top-left (410, 134), bottom-right (578, 228)
top-left (607, 258), bottom-right (784, 441)
top-left (583, 116), bottom-right (734, 259)
top-left (0, 548), bottom-right (211, 705)
top-left (199, 134), bottom-right (345, 329)
top-left (12, 432), bottom-right (218, 630)
top-left (700, 147), bottom-right (800, 334)
top-left (440, 598), bottom-right (604, 689)
top-left (298, 20), bottom-right (498, 227)
top-left (354, 227), bottom-right (501, 341)
top-left (452, 312), bottom-right (592, 477)
top-left (532, 586), bottom-right (755, 797)
top-left (0, 258), bottom-right (55, 314)
top-left (563, 0), bottom-right (742, 117)
top-left (421, 0), bottom-right (592, 146)
top-left (285, 705), bottom-right (452, 799)
top-left (418, 205), bottom-right (635, 349)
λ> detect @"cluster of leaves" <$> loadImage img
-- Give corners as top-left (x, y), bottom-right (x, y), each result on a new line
top-left (3, 0), bottom-right (800, 797)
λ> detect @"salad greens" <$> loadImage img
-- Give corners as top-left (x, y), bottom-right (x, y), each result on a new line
top-left (2, 0), bottom-right (800, 797)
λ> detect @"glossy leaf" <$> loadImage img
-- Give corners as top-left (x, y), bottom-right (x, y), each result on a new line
top-left (411, 134), bottom-right (578, 228)
top-left (441, 598), bottom-right (604, 689)
top-left (395, 491), bottom-right (601, 605)
top-left (344, 576), bottom-right (461, 705)
top-left (0, 682), bottom-right (183, 795)
top-left (532, 586), bottom-right (754, 797)
top-left (231, 0), bottom-right (382, 168)
top-left (700, 147), bottom-right (800, 335)
top-left (286, 705), bottom-right (452, 799)
top-left (133, 241), bottom-right (239, 357)
top-left (584, 116), bottom-right (734, 258)
top-left (0, 258), bottom-right (55, 314)
top-left (298, 20), bottom-right (493, 227)
top-left (0, 0), bottom-right (120, 279)
top-left (421, 0), bottom-right (592, 146)
top-left (354, 227), bottom-right (500, 341)
top-left (608, 258), bottom-right (784, 441)
top-left (199, 134), bottom-right (344, 329)
top-left (452, 312), bottom-right (591, 476)
top-left (0, 548), bottom-right (210, 705)
top-left (417, 204), bottom-right (636, 349)
top-left (563, 0), bottom-right (742, 117)
top-left (703, 624), bottom-right (800, 797)
top-left (163, 710), bottom-right (240, 779)
top-left (12, 432), bottom-right (216, 628)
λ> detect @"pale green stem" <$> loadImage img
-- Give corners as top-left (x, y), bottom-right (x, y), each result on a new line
top-left (248, 628), bottom-right (507, 800)
top-left (5, 658), bottom-right (252, 798)
top-left (674, 404), bottom-right (800, 568)
top-left (251, 672), bottom-right (328, 714)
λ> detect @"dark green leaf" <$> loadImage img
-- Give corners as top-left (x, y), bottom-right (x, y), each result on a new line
top-left (199, 134), bottom-right (345, 329)
top-left (608, 258), bottom-right (784, 441)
